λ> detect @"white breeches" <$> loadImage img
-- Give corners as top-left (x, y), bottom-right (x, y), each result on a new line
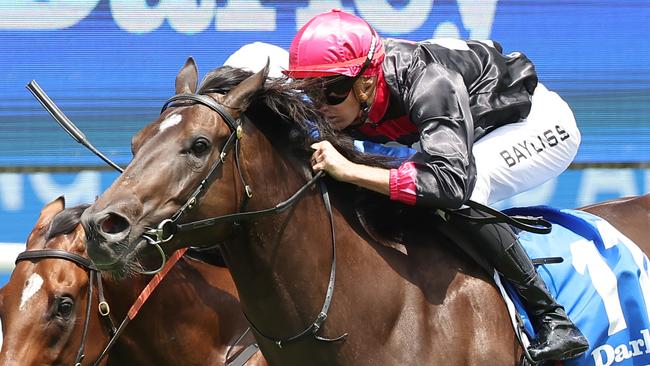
top-left (470, 83), bottom-right (580, 205)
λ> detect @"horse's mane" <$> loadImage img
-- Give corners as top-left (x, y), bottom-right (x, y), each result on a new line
top-left (197, 66), bottom-right (417, 245)
top-left (46, 204), bottom-right (90, 240)
top-left (198, 66), bottom-right (400, 170)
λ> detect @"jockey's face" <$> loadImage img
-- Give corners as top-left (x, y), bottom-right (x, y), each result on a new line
top-left (317, 89), bottom-right (361, 130)
top-left (309, 75), bottom-right (376, 131)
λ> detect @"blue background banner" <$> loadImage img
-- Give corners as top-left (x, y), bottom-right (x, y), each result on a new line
top-left (0, 1), bottom-right (649, 269)
top-left (1, 1), bottom-right (649, 167)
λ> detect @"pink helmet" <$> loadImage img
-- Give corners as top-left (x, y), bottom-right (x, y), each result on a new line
top-left (283, 9), bottom-right (384, 79)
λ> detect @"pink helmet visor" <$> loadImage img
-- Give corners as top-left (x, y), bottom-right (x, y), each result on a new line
top-left (283, 9), bottom-right (384, 78)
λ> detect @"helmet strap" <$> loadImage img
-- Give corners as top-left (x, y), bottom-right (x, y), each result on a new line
top-left (358, 100), bottom-right (371, 123)
top-left (353, 76), bottom-right (376, 124)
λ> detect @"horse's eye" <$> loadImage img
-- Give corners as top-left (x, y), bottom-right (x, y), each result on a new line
top-left (54, 296), bottom-right (74, 320)
top-left (190, 138), bottom-right (211, 157)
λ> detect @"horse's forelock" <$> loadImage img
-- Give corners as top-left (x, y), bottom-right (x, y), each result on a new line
top-left (46, 204), bottom-right (90, 241)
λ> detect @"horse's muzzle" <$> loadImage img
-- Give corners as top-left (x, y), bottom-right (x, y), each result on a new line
top-left (81, 209), bottom-right (132, 265)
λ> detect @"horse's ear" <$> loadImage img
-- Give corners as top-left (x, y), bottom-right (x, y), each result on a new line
top-left (222, 57), bottom-right (269, 116)
top-left (37, 196), bottom-right (65, 226)
top-left (175, 57), bottom-right (198, 94)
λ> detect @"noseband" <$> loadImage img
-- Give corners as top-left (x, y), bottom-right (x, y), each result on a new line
top-left (144, 92), bottom-right (348, 348)
top-left (15, 249), bottom-right (117, 366)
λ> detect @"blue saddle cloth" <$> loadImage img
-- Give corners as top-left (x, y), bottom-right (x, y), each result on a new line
top-left (503, 206), bottom-right (650, 366)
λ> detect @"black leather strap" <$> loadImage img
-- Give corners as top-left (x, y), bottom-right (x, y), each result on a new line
top-left (16, 249), bottom-right (97, 270)
top-left (443, 200), bottom-right (553, 235)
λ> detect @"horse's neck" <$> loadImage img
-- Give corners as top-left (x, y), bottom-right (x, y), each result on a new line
top-left (222, 134), bottom-right (343, 332)
top-left (103, 274), bottom-right (148, 316)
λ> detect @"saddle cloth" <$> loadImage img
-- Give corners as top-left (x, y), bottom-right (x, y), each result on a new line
top-left (501, 206), bottom-right (650, 366)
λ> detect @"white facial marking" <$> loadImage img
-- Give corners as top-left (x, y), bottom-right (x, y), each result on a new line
top-left (19, 273), bottom-right (43, 311)
top-left (159, 113), bottom-right (182, 132)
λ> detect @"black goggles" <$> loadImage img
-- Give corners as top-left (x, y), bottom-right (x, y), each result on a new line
top-left (307, 76), bottom-right (358, 105)
top-left (307, 34), bottom-right (378, 106)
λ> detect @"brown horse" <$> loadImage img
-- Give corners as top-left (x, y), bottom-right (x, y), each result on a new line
top-left (77, 59), bottom-right (650, 365)
top-left (0, 197), bottom-right (266, 366)
top-left (580, 195), bottom-right (650, 249)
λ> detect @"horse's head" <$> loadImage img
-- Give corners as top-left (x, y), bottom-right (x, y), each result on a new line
top-left (81, 57), bottom-right (272, 276)
top-left (0, 198), bottom-right (105, 366)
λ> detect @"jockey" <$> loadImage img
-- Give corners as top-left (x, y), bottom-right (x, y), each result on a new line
top-left (282, 9), bottom-right (588, 363)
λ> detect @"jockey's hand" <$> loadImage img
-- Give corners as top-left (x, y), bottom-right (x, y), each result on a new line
top-left (310, 141), bottom-right (391, 196)
top-left (310, 141), bottom-right (355, 182)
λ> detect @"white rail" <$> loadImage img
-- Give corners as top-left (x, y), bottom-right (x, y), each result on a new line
top-left (0, 243), bottom-right (25, 272)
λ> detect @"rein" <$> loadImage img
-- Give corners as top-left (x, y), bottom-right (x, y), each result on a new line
top-left (146, 92), bottom-right (348, 348)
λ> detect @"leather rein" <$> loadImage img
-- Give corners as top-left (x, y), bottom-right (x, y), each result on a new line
top-left (14, 249), bottom-right (117, 366)
top-left (141, 92), bottom-right (348, 348)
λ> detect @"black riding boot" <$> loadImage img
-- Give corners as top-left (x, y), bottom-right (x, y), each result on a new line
top-left (450, 208), bottom-right (589, 362)
top-left (495, 239), bottom-right (589, 362)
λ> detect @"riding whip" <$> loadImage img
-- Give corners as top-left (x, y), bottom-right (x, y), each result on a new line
top-left (25, 80), bottom-right (124, 173)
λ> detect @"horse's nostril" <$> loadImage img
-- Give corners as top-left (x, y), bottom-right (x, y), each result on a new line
top-left (100, 213), bottom-right (130, 235)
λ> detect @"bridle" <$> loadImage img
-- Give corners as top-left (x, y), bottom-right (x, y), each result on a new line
top-left (23, 78), bottom-right (347, 362)
top-left (14, 249), bottom-right (117, 366)
top-left (14, 247), bottom-right (193, 366)
top-left (142, 91), bottom-right (348, 348)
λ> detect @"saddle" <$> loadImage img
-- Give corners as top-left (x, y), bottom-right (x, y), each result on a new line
top-left (349, 191), bottom-right (494, 275)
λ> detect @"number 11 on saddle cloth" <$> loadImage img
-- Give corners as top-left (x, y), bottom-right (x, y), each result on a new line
top-left (504, 206), bottom-right (650, 366)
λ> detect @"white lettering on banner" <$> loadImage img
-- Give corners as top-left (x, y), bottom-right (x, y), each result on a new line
top-left (110, 0), bottom-right (164, 34)
top-left (296, 0), bottom-right (352, 28)
top-left (217, 0), bottom-right (276, 31)
top-left (0, 0), bottom-right (100, 29)
top-left (577, 169), bottom-right (639, 207)
top-left (356, 0), bottom-right (432, 34)
top-left (29, 172), bottom-right (100, 207)
top-left (433, 22), bottom-right (461, 39)
top-left (0, 0), bottom-right (496, 37)
top-left (592, 329), bottom-right (650, 366)
top-left (111, 0), bottom-right (215, 34)
top-left (0, 173), bottom-right (23, 211)
top-left (164, 0), bottom-right (215, 34)
top-left (455, 0), bottom-right (498, 39)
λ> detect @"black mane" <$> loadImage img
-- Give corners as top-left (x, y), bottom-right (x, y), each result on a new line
top-left (47, 204), bottom-right (90, 240)
top-left (198, 66), bottom-right (400, 170)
